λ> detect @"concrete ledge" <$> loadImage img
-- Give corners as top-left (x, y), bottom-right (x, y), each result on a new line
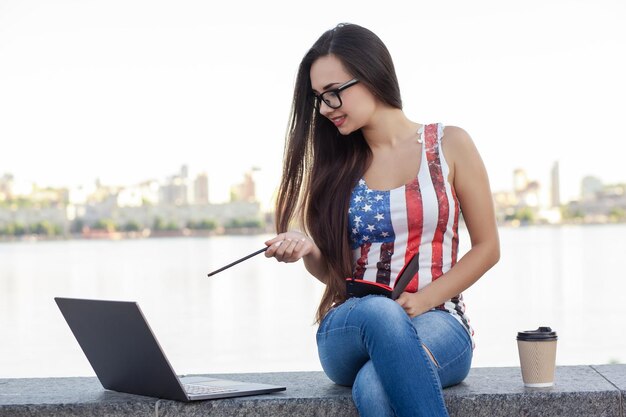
top-left (1, 365), bottom-right (624, 416)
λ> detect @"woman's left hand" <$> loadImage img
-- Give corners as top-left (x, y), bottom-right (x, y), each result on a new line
top-left (396, 292), bottom-right (431, 318)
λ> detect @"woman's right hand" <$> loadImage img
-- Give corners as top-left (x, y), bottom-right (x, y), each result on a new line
top-left (265, 231), bottom-right (317, 263)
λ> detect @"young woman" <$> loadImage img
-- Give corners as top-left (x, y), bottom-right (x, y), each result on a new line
top-left (265, 23), bottom-right (500, 417)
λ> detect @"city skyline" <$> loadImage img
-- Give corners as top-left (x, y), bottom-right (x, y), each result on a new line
top-left (1, 1), bottom-right (625, 207)
top-left (3, 159), bottom-right (622, 209)
top-left (2, 158), bottom-right (624, 237)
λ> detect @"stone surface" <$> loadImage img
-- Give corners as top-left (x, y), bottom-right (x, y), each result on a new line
top-left (1, 366), bottom-right (625, 416)
top-left (158, 372), bottom-right (357, 417)
top-left (593, 364), bottom-right (626, 415)
top-left (593, 364), bottom-right (626, 390)
top-left (0, 377), bottom-right (156, 417)
top-left (445, 366), bottom-right (622, 417)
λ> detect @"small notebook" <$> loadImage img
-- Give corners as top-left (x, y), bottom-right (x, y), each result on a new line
top-left (346, 253), bottom-right (419, 300)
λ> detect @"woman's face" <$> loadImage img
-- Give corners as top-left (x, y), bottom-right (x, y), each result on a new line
top-left (310, 54), bottom-right (377, 135)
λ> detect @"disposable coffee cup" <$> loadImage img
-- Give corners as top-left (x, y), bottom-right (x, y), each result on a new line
top-left (517, 327), bottom-right (558, 387)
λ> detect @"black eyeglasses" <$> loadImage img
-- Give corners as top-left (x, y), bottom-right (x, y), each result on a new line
top-left (313, 78), bottom-right (359, 109)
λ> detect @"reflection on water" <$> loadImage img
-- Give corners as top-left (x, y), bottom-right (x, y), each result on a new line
top-left (1, 225), bottom-right (625, 378)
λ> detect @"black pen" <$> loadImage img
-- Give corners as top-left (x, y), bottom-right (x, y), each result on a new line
top-left (207, 247), bottom-right (269, 277)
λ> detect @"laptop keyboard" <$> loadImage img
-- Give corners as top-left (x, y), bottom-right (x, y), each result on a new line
top-left (183, 383), bottom-right (238, 395)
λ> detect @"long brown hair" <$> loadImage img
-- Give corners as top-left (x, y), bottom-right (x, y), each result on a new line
top-left (275, 23), bottom-right (403, 323)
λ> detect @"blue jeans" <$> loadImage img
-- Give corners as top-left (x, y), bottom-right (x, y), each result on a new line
top-left (316, 295), bottom-right (473, 417)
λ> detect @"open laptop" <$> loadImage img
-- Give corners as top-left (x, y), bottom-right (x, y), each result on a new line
top-left (54, 297), bottom-right (286, 401)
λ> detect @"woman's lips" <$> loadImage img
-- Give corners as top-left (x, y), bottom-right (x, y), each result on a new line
top-left (331, 115), bottom-right (346, 127)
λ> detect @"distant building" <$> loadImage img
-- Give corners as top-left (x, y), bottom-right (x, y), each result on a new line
top-left (230, 171), bottom-right (257, 202)
top-left (117, 186), bottom-right (145, 208)
top-left (159, 177), bottom-right (189, 206)
top-left (0, 173), bottom-right (14, 200)
top-left (550, 161), bottom-right (561, 208)
top-left (512, 168), bottom-right (541, 208)
top-left (68, 183), bottom-right (97, 205)
top-left (30, 186), bottom-right (68, 206)
top-left (520, 180), bottom-right (541, 207)
top-left (194, 173), bottom-right (209, 204)
top-left (159, 166), bottom-right (193, 206)
top-left (513, 168), bottom-right (528, 195)
top-left (581, 176), bottom-right (603, 201)
top-left (0, 166), bottom-right (268, 236)
top-left (566, 182), bottom-right (626, 223)
top-left (0, 174), bottom-right (34, 199)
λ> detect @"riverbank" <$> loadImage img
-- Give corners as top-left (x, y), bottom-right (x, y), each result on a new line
top-left (3, 220), bottom-right (626, 244)
top-left (0, 226), bottom-right (270, 243)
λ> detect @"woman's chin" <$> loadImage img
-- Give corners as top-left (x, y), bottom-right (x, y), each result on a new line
top-left (337, 125), bottom-right (355, 136)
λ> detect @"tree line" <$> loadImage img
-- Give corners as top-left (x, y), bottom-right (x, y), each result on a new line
top-left (0, 217), bottom-right (265, 238)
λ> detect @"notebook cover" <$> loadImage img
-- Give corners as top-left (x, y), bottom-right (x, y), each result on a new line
top-left (345, 253), bottom-right (419, 300)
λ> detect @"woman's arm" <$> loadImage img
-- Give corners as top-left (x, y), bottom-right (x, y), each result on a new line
top-left (265, 231), bottom-right (330, 283)
top-left (397, 126), bottom-right (500, 317)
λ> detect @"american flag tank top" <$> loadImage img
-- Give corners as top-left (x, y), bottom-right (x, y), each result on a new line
top-left (348, 123), bottom-right (473, 342)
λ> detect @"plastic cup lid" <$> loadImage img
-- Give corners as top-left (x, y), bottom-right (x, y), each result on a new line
top-left (517, 326), bottom-right (558, 341)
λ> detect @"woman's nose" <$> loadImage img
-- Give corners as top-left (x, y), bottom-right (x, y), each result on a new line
top-left (318, 101), bottom-right (334, 117)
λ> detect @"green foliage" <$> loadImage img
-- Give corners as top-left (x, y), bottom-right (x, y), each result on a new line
top-left (92, 218), bottom-right (117, 232)
top-left (152, 217), bottom-right (179, 231)
top-left (70, 219), bottom-right (84, 234)
top-left (513, 207), bottom-right (535, 224)
top-left (152, 216), bottom-right (165, 231)
top-left (224, 218), bottom-right (263, 229)
top-left (608, 207), bottom-right (626, 222)
top-left (122, 220), bottom-right (142, 232)
top-left (561, 206), bottom-right (585, 220)
top-left (165, 221), bottom-right (179, 231)
top-left (8, 222), bottom-right (26, 236)
top-left (0, 221), bottom-right (62, 236)
top-left (30, 220), bottom-right (59, 236)
top-left (186, 219), bottom-right (217, 230)
top-left (2, 198), bottom-right (34, 209)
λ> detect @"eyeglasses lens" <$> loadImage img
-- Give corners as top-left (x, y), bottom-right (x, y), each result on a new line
top-left (321, 92), bottom-right (341, 109)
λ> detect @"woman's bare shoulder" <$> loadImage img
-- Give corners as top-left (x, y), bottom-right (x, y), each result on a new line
top-left (442, 125), bottom-right (472, 143)
top-left (441, 125), bottom-right (478, 158)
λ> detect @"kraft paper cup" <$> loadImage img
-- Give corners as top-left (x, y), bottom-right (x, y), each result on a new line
top-left (517, 327), bottom-right (558, 387)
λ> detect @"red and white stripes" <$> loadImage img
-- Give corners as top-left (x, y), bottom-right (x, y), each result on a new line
top-left (349, 123), bottom-right (471, 339)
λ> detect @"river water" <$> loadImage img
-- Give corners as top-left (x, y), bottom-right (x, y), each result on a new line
top-left (1, 224), bottom-right (625, 377)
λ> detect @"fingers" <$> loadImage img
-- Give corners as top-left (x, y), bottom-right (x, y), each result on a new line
top-left (264, 234), bottom-right (285, 247)
top-left (274, 237), bottom-right (307, 263)
top-left (264, 239), bottom-right (284, 258)
top-left (395, 292), bottom-right (408, 307)
top-left (395, 292), bottom-right (415, 318)
top-left (277, 238), bottom-right (299, 259)
top-left (264, 233), bottom-right (310, 263)
top-left (396, 292), bottom-right (428, 319)
top-left (264, 232), bottom-right (289, 257)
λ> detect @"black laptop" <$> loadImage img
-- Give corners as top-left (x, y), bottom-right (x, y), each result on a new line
top-left (54, 297), bottom-right (286, 401)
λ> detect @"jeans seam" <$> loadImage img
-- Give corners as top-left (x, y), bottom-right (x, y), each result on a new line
top-left (351, 386), bottom-right (362, 412)
top-left (437, 338), bottom-right (472, 374)
top-left (425, 354), bottom-right (448, 412)
top-left (317, 325), bottom-right (362, 337)
top-left (317, 325), bottom-right (370, 359)
top-left (424, 311), bottom-right (473, 371)
top-left (409, 320), bottom-right (448, 411)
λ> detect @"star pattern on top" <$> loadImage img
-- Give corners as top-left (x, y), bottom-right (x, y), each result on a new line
top-left (348, 179), bottom-right (395, 249)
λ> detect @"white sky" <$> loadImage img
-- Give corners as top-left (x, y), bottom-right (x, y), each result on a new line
top-left (1, 0), bottom-right (625, 208)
